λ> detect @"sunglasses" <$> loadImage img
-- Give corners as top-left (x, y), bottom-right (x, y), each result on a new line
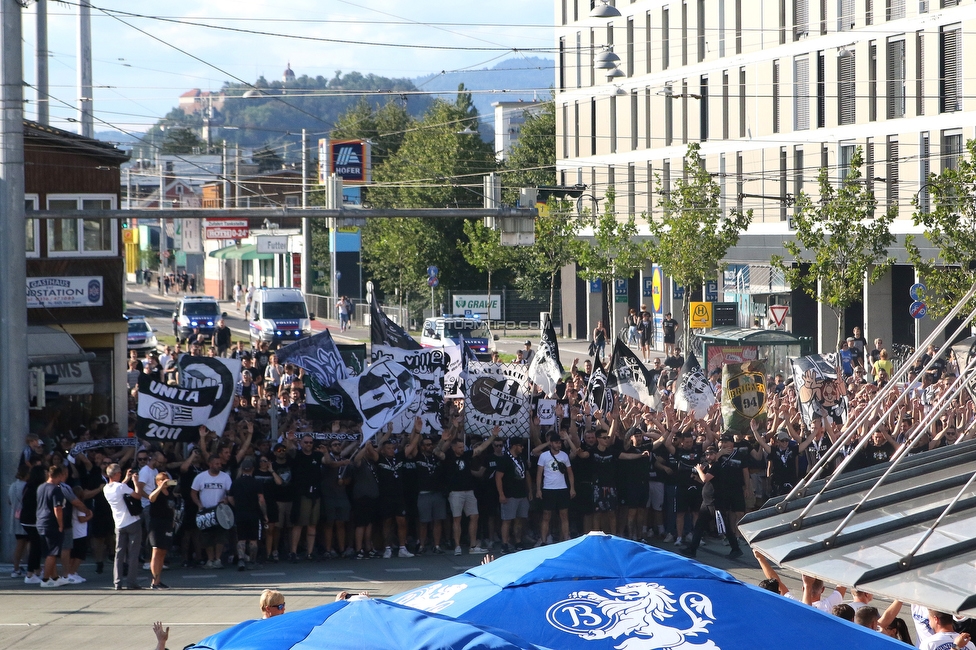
top-left (270, 603), bottom-right (285, 611)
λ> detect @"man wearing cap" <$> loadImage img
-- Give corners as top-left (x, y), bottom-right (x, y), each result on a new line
top-left (227, 457), bottom-right (266, 570)
top-left (682, 445), bottom-right (743, 560)
top-left (535, 432), bottom-right (576, 546)
top-left (191, 456), bottom-right (233, 569)
top-left (761, 427), bottom-right (815, 497)
top-left (495, 437), bottom-right (532, 553)
top-left (522, 341), bottom-right (535, 367)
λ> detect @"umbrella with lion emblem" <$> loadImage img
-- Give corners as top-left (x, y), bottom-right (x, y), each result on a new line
top-left (390, 532), bottom-right (905, 650)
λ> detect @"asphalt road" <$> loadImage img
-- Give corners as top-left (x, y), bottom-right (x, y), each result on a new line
top-left (0, 538), bottom-right (774, 649)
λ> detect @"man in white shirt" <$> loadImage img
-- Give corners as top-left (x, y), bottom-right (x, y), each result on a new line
top-left (802, 575), bottom-right (847, 613)
top-left (920, 610), bottom-right (973, 650)
top-left (102, 464), bottom-right (147, 590)
top-left (535, 432), bottom-right (575, 546)
top-left (191, 456), bottom-right (233, 568)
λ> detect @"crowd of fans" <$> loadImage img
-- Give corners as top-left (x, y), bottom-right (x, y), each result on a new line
top-left (9, 332), bottom-right (976, 646)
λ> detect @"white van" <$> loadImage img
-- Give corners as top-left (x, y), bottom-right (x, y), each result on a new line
top-left (248, 288), bottom-right (314, 347)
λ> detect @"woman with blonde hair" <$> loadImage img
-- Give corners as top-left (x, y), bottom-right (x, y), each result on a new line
top-left (872, 348), bottom-right (894, 383)
top-left (260, 589), bottom-right (286, 618)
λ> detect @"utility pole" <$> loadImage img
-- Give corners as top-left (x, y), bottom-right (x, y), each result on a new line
top-left (301, 129), bottom-right (312, 294)
top-left (77, 0), bottom-right (93, 138)
top-left (35, 0), bottom-right (48, 124)
top-left (1, 0), bottom-right (28, 561)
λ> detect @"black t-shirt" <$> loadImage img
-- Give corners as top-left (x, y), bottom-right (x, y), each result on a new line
top-left (662, 318), bottom-right (678, 338)
top-left (715, 453), bottom-right (746, 502)
top-left (860, 441), bottom-right (896, 467)
top-left (375, 452), bottom-right (406, 497)
top-left (229, 474), bottom-right (263, 519)
top-left (253, 468), bottom-right (276, 500)
top-left (270, 460), bottom-right (294, 501)
top-left (590, 444), bottom-right (622, 488)
top-left (415, 453), bottom-right (442, 493)
top-left (496, 453), bottom-right (529, 499)
top-left (769, 445), bottom-right (799, 484)
top-left (479, 451), bottom-right (505, 487)
top-left (664, 354), bottom-right (684, 370)
top-left (35, 482), bottom-right (64, 531)
top-left (574, 442), bottom-right (597, 484)
top-left (290, 451), bottom-right (323, 498)
top-left (442, 449), bottom-right (476, 493)
top-left (673, 444), bottom-right (703, 486)
top-left (656, 447), bottom-right (679, 486)
top-left (149, 490), bottom-right (176, 522)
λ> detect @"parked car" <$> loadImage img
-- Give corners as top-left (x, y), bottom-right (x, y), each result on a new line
top-left (126, 316), bottom-right (158, 352)
top-left (420, 315), bottom-right (497, 361)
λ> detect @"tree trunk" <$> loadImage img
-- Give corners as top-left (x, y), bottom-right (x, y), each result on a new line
top-left (683, 299), bottom-right (691, 356)
top-left (835, 308), bottom-right (844, 354)
top-left (549, 271), bottom-right (557, 325)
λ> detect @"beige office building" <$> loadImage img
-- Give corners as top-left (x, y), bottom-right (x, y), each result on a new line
top-left (554, 0), bottom-right (976, 352)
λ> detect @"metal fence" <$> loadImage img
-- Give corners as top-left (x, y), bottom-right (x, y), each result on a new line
top-left (443, 289), bottom-right (562, 332)
top-left (304, 293), bottom-right (408, 329)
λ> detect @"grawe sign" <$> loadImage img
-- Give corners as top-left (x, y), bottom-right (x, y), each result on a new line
top-left (452, 294), bottom-right (501, 319)
top-left (204, 219), bottom-right (249, 240)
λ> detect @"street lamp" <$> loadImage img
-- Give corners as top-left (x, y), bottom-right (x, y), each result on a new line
top-left (591, 1), bottom-right (622, 18)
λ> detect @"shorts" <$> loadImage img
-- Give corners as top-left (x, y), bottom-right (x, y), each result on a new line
top-left (236, 518), bottom-right (262, 542)
top-left (38, 529), bottom-right (63, 557)
top-left (448, 490), bottom-right (478, 518)
top-left (323, 500), bottom-right (351, 523)
top-left (717, 487), bottom-right (747, 513)
top-left (647, 482), bottom-right (665, 511)
top-left (60, 529), bottom-right (74, 551)
top-left (353, 496), bottom-right (378, 527)
top-left (199, 525), bottom-right (228, 549)
top-left (574, 481), bottom-right (594, 514)
top-left (276, 501), bottom-right (293, 528)
top-left (293, 497), bottom-right (321, 527)
top-left (478, 488), bottom-right (500, 517)
top-left (619, 479), bottom-right (649, 508)
top-left (676, 484), bottom-right (703, 513)
top-left (417, 492), bottom-right (447, 523)
top-left (378, 496), bottom-right (408, 521)
top-left (265, 499), bottom-right (279, 524)
top-left (663, 333), bottom-right (676, 344)
top-left (593, 486), bottom-right (618, 513)
top-left (148, 521), bottom-right (174, 551)
top-left (70, 536), bottom-right (89, 561)
top-left (500, 497), bottom-right (530, 521)
top-left (541, 488), bottom-right (571, 512)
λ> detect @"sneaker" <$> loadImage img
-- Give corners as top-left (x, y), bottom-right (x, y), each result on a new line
top-left (142, 562), bottom-right (151, 570)
top-left (470, 546), bottom-right (488, 554)
top-left (454, 546), bottom-right (463, 556)
top-left (271, 551), bottom-right (280, 563)
top-left (343, 548), bottom-right (356, 559)
top-left (673, 537), bottom-right (683, 547)
top-left (24, 575), bottom-right (41, 585)
top-left (66, 574), bottom-right (86, 584)
top-left (306, 554), bottom-right (314, 562)
top-left (683, 533), bottom-right (694, 544)
top-left (328, 550), bottom-right (340, 559)
top-left (432, 545), bottom-right (445, 555)
top-left (10, 569), bottom-right (24, 578)
top-left (367, 549), bottom-right (380, 559)
top-left (662, 533), bottom-right (675, 543)
top-left (355, 550), bottom-right (366, 560)
top-left (55, 576), bottom-right (70, 586)
top-left (40, 578), bottom-right (62, 588)
top-left (95, 562), bottom-right (104, 574)
top-left (238, 560), bottom-right (246, 572)
top-left (149, 582), bottom-right (170, 590)
top-left (213, 560), bottom-right (224, 569)
top-left (204, 560), bottom-right (213, 569)
top-left (727, 548), bottom-right (744, 560)
top-left (416, 545), bottom-right (427, 555)
top-left (383, 547), bottom-right (393, 559)
top-left (398, 546), bottom-right (414, 558)
top-left (289, 552), bottom-right (298, 564)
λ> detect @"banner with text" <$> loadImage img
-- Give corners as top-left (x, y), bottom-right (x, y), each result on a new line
top-left (464, 362), bottom-right (531, 437)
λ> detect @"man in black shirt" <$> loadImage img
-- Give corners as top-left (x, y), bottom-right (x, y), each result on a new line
top-left (405, 431), bottom-right (447, 554)
top-left (36, 465), bottom-right (66, 587)
top-left (662, 313), bottom-right (678, 356)
top-left (288, 435), bottom-right (322, 562)
top-left (682, 445), bottom-right (742, 559)
top-left (664, 431), bottom-right (702, 545)
top-left (375, 433), bottom-right (415, 559)
top-left (228, 458), bottom-right (267, 570)
top-left (494, 437), bottom-right (531, 552)
top-left (435, 429), bottom-right (494, 556)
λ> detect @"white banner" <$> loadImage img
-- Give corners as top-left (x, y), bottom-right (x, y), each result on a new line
top-left (464, 362), bottom-right (531, 436)
top-left (452, 294), bottom-right (501, 319)
top-left (27, 276), bottom-right (104, 308)
top-left (444, 343), bottom-right (464, 398)
top-left (372, 345), bottom-right (445, 435)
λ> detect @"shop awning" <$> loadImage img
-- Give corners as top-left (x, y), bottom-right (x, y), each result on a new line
top-left (209, 243), bottom-right (274, 260)
top-left (27, 325), bottom-right (94, 395)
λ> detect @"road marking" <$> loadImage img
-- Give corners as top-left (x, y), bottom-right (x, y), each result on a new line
top-left (182, 574), bottom-right (217, 579)
top-left (250, 572), bottom-right (286, 577)
top-left (384, 567), bottom-right (421, 573)
top-left (348, 575), bottom-right (382, 584)
top-left (318, 570), bottom-right (354, 575)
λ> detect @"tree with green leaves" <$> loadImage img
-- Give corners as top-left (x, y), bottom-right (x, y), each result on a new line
top-left (515, 198), bottom-right (586, 316)
top-left (160, 127), bottom-right (204, 154)
top-left (501, 99), bottom-right (556, 205)
top-left (577, 188), bottom-right (648, 340)
top-left (772, 147), bottom-right (896, 351)
top-left (907, 139), bottom-right (976, 316)
top-left (330, 97), bottom-right (413, 168)
top-left (458, 219), bottom-right (512, 297)
top-left (647, 143), bottom-right (752, 350)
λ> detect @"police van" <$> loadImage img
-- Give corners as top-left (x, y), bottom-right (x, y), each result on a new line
top-left (420, 315), bottom-right (497, 361)
top-left (172, 296), bottom-right (223, 343)
top-left (249, 287), bottom-right (315, 348)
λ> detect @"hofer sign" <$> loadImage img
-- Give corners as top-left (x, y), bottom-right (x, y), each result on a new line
top-left (452, 294), bottom-right (501, 319)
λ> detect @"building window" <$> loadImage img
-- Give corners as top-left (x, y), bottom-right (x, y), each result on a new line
top-left (562, 103), bottom-right (570, 158)
top-left (722, 70), bottom-right (730, 139)
top-left (631, 91), bottom-right (639, 151)
top-left (627, 164), bottom-right (636, 216)
top-left (916, 31), bottom-right (924, 116)
top-left (26, 194), bottom-right (39, 258)
top-left (626, 17), bottom-right (635, 77)
top-left (919, 132), bottom-right (930, 213)
top-left (772, 60), bottom-right (781, 134)
top-left (839, 141), bottom-right (856, 181)
top-left (682, 2), bottom-right (689, 66)
top-left (779, 0), bottom-right (787, 44)
top-left (942, 130), bottom-right (963, 172)
top-left (735, 0), bottom-right (742, 53)
top-left (795, 0), bottom-right (809, 39)
top-left (886, 136), bottom-right (899, 210)
top-left (561, 0), bottom-right (567, 24)
top-left (839, 0), bottom-right (855, 30)
top-left (817, 51), bottom-right (826, 128)
top-left (681, 80), bottom-right (689, 144)
top-left (645, 12), bottom-right (652, 74)
top-left (47, 196), bottom-right (117, 257)
top-left (591, 98), bottom-right (598, 155)
top-left (719, 0), bottom-right (726, 56)
top-left (919, 0), bottom-right (928, 12)
top-left (610, 95), bottom-right (618, 154)
top-left (662, 160), bottom-right (672, 200)
top-left (576, 32), bottom-right (582, 88)
top-left (838, 49), bottom-right (856, 125)
top-left (697, 0), bottom-right (706, 61)
top-left (700, 76), bottom-right (709, 141)
top-left (662, 7), bottom-right (670, 70)
top-left (665, 84), bottom-right (674, 145)
top-left (939, 26), bottom-right (961, 113)
top-left (645, 88), bottom-right (652, 148)
top-left (739, 67), bottom-right (747, 138)
top-left (794, 146), bottom-right (804, 207)
top-left (736, 153), bottom-right (744, 214)
top-left (574, 102), bottom-right (580, 156)
top-left (865, 137), bottom-right (875, 197)
top-left (940, 0), bottom-right (959, 7)
top-left (559, 38), bottom-right (566, 91)
top-left (820, 0), bottom-right (827, 34)
top-left (886, 0), bottom-right (905, 20)
top-left (886, 37), bottom-right (906, 119)
top-left (868, 42), bottom-right (877, 122)
top-left (794, 56), bottom-right (810, 131)
top-left (866, 0), bottom-right (874, 25)
top-left (780, 147), bottom-right (788, 220)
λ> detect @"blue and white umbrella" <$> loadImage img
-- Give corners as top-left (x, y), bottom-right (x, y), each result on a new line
top-left (391, 532), bottom-right (906, 650)
top-left (185, 597), bottom-right (546, 650)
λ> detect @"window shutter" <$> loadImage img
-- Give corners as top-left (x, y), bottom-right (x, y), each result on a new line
top-left (794, 0), bottom-right (809, 39)
top-left (817, 52), bottom-right (826, 128)
top-left (794, 57), bottom-right (810, 130)
top-left (940, 27), bottom-right (960, 113)
top-left (886, 39), bottom-right (905, 119)
top-left (886, 137), bottom-right (899, 209)
top-left (772, 61), bottom-right (781, 133)
top-left (916, 31), bottom-right (924, 116)
top-left (838, 51), bottom-right (856, 125)
top-left (839, 0), bottom-right (855, 30)
top-left (886, 0), bottom-right (905, 21)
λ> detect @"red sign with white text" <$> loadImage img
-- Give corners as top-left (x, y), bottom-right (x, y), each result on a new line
top-left (205, 219), bottom-right (249, 240)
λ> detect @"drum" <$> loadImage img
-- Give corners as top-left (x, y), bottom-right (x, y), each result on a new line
top-left (195, 503), bottom-right (235, 531)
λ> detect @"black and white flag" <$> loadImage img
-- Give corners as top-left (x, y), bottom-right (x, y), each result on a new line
top-left (443, 342), bottom-right (464, 398)
top-left (791, 353), bottom-right (848, 426)
top-left (372, 345), bottom-right (445, 435)
top-left (136, 374), bottom-right (220, 442)
top-left (336, 343), bottom-right (367, 377)
top-left (177, 355), bottom-right (240, 435)
top-left (674, 352), bottom-right (715, 418)
top-left (370, 290), bottom-right (421, 350)
top-left (275, 329), bottom-right (348, 385)
top-left (527, 313), bottom-right (564, 395)
top-left (585, 355), bottom-right (615, 414)
top-left (464, 362), bottom-right (531, 436)
top-left (537, 398), bottom-right (557, 426)
top-left (306, 359), bottom-right (417, 443)
top-left (608, 339), bottom-right (656, 405)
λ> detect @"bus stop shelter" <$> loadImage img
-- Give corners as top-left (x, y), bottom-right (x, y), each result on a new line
top-left (698, 327), bottom-right (812, 377)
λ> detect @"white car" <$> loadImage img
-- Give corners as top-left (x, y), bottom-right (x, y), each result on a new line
top-left (126, 316), bottom-right (158, 352)
top-left (420, 316), bottom-right (497, 361)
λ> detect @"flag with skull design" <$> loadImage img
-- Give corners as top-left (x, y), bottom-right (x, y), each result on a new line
top-left (674, 352), bottom-right (716, 418)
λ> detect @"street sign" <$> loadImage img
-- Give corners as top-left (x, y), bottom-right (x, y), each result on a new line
top-left (909, 283), bottom-right (927, 301)
top-left (673, 285), bottom-right (685, 300)
top-left (713, 302), bottom-right (738, 327)
top-left (689, 301), bottom-right (713, 328)
top-left (643, 277), bottom-right (653, 297)
top-left (614, 279), bottom-right (628, 303)
top-left (427, 276), bottom-right (439, 288)
top-left (427, 266), bottom-right (439, 278)
top-left (705, 280), bottom-right (718, 302)
top-left (769, 304), bottom-right (789, 326)
top-left (589, 279), bottom-right (603, 293)
top-left (204, 219), bottom-right (249, 240)
top-left (910, 301), bottom-right (927, 319)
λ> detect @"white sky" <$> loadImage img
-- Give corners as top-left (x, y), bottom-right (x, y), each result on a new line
top-left (22, 0), bottom-right (555, 136)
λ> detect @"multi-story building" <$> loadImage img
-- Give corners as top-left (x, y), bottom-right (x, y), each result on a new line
top-left (554, 0), bottom-right (975, 351)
